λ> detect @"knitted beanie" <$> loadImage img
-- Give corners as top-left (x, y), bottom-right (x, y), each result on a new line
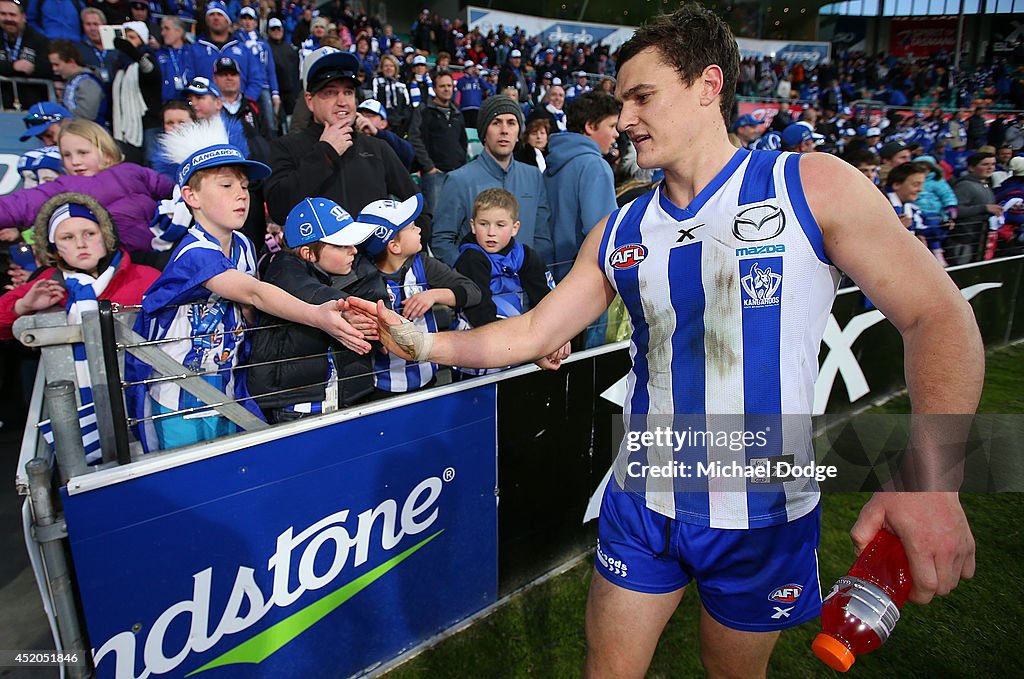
top-left (477, 95), bottom-right (524, 138)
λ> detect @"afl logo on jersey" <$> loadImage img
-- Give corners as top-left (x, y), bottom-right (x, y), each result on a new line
top-left (609, 243), bottom-right (648, 269)
top-left (733, 204), bottom-right (786, 242)
top-left (768, 584), bottom-right (803, 604)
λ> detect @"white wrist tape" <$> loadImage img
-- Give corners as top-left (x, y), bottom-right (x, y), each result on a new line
top-left (390, 317), bottom-right (433, 361)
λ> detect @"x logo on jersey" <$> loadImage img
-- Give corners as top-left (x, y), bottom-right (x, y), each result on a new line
top-left (677, 223), bottom-right (704, 242)
top-left (771, 606), bottom-right (793, 619)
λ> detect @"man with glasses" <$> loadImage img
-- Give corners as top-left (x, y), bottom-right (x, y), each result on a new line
top-left (264, 48), bottom-right (429, 237)
top-left (0, 0), bottom-right (52, 109)
top-left (18, 101), bottom-right (72, 146)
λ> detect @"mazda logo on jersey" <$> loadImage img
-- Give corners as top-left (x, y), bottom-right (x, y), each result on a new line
top-left (609, 243), bottom-right (648, 269)
top-left (733, 204), bottom-right (786, 242)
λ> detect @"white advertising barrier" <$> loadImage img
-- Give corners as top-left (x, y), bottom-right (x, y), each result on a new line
top-left (736, 38), bottom-right (832, 67)
top-left (467, 6), bottom-right (637, 50)
top-left (466, 7), bottom-right (830, 67)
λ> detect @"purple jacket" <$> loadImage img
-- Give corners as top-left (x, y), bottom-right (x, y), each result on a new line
top-left (0, 163), bottom-right (174, 254)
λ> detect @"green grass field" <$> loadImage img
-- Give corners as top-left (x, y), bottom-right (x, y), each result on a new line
top-left (385, 344), bottom-right (1024, 679)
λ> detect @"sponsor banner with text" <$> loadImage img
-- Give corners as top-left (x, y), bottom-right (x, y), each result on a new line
top-left (64, 387), bottom-right (498, 679)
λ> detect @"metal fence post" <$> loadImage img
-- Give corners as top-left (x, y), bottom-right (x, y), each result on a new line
top-left (25, 458), bottom-right (92, 679)
top-left (44, 381), bottom-right (89, 484)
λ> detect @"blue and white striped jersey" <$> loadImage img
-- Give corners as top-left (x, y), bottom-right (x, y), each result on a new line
top-left (374, 255), bottom-right (439, 393)
top-left (600, 148), bottom-right (841, 529)
top-left (125, 225), bottom-right (262, 452)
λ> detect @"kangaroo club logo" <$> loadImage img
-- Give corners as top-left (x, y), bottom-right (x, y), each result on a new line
top-left (609, 243), bottom-right (648, 269)
top-left (733, 204), bottom-right (785, 242)
top-left (740, 261), bottom-right (782, 308)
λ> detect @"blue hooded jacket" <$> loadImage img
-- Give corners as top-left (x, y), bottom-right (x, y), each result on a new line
top-left (543, 132), bottom-right (617, 281)
top-left (914, 155), bottom-right (958, 222)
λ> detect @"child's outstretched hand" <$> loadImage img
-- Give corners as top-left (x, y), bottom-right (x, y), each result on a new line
top-left (315, 299), bottom-right (373, 354)
top-left (347, 297), bottom-right (430, 362)
top-left (535, 341), bottom-right (571, 371)
top-left (402, 289), bottom-right (443, 319)
top-left (340, 300), bottom-right (379, 340)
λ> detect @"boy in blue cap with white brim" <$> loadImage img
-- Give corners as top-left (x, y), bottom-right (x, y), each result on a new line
top-left (248, 197), bottom-right (386, 419)
top-left (125, 118), bottom-right (373, 452)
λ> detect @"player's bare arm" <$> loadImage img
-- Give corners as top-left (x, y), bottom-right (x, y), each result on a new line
top-left (348, 217), bottom-right (617, 368)
top-left (802, 151), bottom-right (982, 604)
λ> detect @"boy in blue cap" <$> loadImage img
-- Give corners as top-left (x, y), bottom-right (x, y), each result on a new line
top-left (248, 197), bottom-right (385, 420)
top-left (125, 119), bottom-right (372, 452)
top-left (19, 102), bottom-right (73, 147)
top-left (361, 194), bottom-right (480, 394)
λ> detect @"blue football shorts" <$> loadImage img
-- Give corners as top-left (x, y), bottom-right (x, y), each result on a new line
top-left (595, 485), bottom-right (822, 632)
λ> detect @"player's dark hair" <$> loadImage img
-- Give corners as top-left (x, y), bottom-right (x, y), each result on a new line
top-left (616, 3), bottom-right (739, 124)
top-left (566, 91), bottom-right (620, 135)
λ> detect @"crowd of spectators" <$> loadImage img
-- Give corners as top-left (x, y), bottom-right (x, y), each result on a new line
top-left (0, 0), bottom-right (1022, 452)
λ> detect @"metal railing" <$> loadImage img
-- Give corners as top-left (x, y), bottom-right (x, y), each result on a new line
top-left (0, 75), bottom-right (57, 112)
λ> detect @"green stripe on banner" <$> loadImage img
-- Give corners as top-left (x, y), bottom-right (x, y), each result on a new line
top-left (186, 529), bottom-right (444, 676)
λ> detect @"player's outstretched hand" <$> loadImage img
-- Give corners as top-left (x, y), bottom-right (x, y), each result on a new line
top-left (347, 297), bottom-right (431, 362)
top-left (852, 491), bottom-right (975, 605)
top-left (340, 302), bottom-right (379, 339)
top-left (535, 341), bottom-right (571, 371)
top-left (314, 299), bottom-right (372, 354)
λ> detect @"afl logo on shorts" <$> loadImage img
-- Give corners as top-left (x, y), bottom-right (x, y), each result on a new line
top-left (768, 584), bottom-right (803, 604)
top-left (733, 204), bottom-right (785, 242)
top-left (609, 243), bottom-right (648, 269)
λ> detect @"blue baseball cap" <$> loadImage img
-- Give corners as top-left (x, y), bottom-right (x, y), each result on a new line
top-left (732, 114), bottom-right (762, 131)
top-left (284, 197), bottom-right (378, 249)
top-left (359, 194), bottom-right (425, 257)
top-left (182, 76), bottom-right (222, 98)
top-left (302, 47), bottom-right (361, 93)
top-left (357, 99), bottom-right (387, 120)
top-left (20, 102), bottom-right (72, 141)
top-left (176, 144), bottom-right (270, 187)
top-left (781, 123), bottom-right (813, 149)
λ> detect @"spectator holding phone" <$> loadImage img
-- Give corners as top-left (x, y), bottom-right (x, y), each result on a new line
top-left (0, 192), bottom-right (160, 340)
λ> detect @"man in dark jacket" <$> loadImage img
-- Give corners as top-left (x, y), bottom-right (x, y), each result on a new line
top-left (0, 0), bottom-right (51, 109)
top-left (966, 104), bottom-right (988, 151)
top-left (264, 47), bottom-right (431, 239)
top-left (408, 70), bottom-right (467, 214)
top-left (267, 17), bottom-right (298, 132)
top-left (498, 48), bottom-right (530, 103)
top-left (213, 56), bottom-right (272, 163)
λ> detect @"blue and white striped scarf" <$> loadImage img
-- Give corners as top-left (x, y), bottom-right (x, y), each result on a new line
top-left (409, 73), bottom-right (435, 107)
top-left (37, 251), bottom-right (125, 465)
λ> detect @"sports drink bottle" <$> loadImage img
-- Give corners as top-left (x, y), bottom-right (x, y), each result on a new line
top-left (812, 528), bottom-right (913, 672)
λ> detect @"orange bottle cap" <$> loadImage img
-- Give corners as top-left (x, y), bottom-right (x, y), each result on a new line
top-left (813, 633), bottom-right (856, 673)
